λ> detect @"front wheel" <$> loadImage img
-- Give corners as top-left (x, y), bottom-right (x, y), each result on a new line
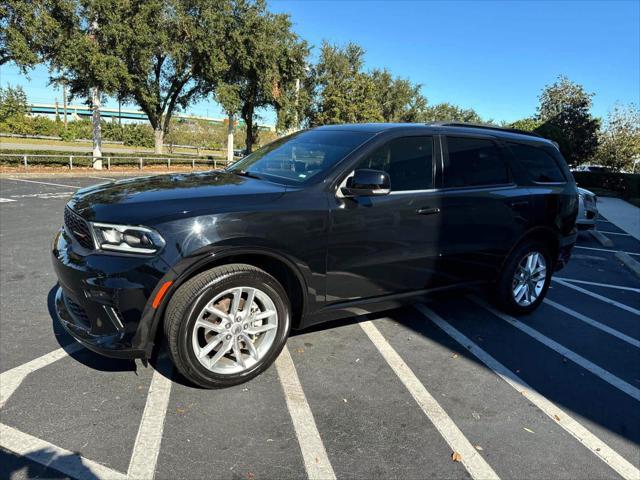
top-left (164, 264), bottom-right (291, 388)
top-left (494, 241), bottom-right (552, 315)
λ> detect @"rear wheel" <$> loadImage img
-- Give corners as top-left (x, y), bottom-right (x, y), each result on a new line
top-left (164, 264), bottom-right (291, 388)
top-left (494, 240), bottom-right (552, 315)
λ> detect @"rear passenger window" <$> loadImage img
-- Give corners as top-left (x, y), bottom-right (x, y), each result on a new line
top-left (507, 143), bottom-right (566, 183)
top-left (358, 137), bottom-right (433, 191)
top-left (444, 137), bottom-right (510, 188)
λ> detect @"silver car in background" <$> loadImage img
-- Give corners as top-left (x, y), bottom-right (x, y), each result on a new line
top-left (577, 187), bottom-right (598, 230)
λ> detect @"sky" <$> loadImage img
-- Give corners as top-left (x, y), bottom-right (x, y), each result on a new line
top-left (1, 0), bottom-right (638, 125)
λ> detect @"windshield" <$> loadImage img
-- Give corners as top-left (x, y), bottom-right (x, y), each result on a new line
top-left (227, 130), bottom-right (374, 184)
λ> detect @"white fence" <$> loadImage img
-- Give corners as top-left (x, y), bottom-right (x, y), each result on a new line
top-left (0, 153), bottom-right (230, 171)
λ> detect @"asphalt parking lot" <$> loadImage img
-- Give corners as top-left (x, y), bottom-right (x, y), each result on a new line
top-left (1, 174), bottom-right (639, 480)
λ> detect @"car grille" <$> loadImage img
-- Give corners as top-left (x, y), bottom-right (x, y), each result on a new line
top-left (64, 206), bottom-right (94, 249)
top-left (64, 294), bottom-right (91, 328)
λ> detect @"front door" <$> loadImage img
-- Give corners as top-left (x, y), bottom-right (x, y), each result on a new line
top-left (326, 135), bottom-right (450, 304)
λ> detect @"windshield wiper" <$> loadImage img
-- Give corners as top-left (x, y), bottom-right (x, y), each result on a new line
top-left (232, 170), bottom-right (263, 180)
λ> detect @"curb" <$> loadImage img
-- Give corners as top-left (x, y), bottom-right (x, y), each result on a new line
top-left (589, 230), bottom-right (614, 248)
top-left (615, 251), bottom-right (640, 279)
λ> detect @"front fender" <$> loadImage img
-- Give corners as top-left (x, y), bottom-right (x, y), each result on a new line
top-left (132, 244), bottom-right (319, 357)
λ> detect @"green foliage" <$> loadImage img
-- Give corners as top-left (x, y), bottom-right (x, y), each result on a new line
top-left (536, 75), bottom-right (599, 165)
top-left (370, 69), bottom-right (426, 122)
top-left (593, 104), bottom-right (640, 172)
top-left (166, 119), bottom-right (225, 150)
top-left (202, 0), bottom-right (309, 151)
top-left (509, 117), bottom-right (541, 132)
top-left (417, 102), bottom-right (483, 123)
top-left (0, 85), bottom-right (28, 121)
top-left (573, 171), bottom-right (640, 205)
top-left (306, 42), bottom-right (382, 125)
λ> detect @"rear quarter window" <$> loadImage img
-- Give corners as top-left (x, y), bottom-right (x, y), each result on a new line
top-left (508, 142), bottom-right (566, 183)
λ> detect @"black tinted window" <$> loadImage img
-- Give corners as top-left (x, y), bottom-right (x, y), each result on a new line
top-left (444, 137), bottom-right (510, 187)
top-left (358, 137), bottom-right (433, 191)
top-left (508, 143), bottom-right (566, 182)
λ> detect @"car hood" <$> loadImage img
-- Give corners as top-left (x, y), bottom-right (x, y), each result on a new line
top-left (68, 171), bottom-right (287, 224)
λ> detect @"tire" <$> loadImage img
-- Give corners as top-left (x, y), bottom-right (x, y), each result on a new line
top-left (164, 263), bottom-right (291, 388)
top-left (494, 240), bottom-right (552, 315)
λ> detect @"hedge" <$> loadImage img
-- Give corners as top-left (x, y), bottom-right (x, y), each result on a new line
top-left (573, 171), bottom-right (640, 202)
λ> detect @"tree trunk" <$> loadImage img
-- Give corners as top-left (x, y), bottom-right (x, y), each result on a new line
top-left (62, 82), bottom-right (67, 128)
top-left (244, 113), bottom-right (254, 154)
top-left (154, 128), bottom-right (164, 154)
top-left (227, 112), bottom-right (234, 165)
top-left (91, 86), bottom-right (102, 169)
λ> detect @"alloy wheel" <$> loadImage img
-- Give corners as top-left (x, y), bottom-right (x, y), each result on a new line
top-left (512, 251), bottom-right (547, 307)
top-left (191, 286), bottom-right (278, 374)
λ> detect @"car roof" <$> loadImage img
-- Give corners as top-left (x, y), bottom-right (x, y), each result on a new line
top-left (313, 122), bottom-right (555, 146)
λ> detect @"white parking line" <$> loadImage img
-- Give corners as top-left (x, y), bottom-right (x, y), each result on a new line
top-left (574, 245), bottom-right (640, 257)
top-left (552, 278), bottom-right (640, 316)
top-left (0, 343), bottom-right (84, 408)
top-left (0, 423), bottom-right (127, 480)
top-left (275, 346), bottom-right (336, 480)
top-left (127, 358), bottom-right (173, 480)
top-left (544, 299), bottom-right (640, 348)
top-left (0, 197), bottom-right (16, 202)
top-left (553, 277), bottom-right (640, 293)
top-left (2, 177), bottom-right (80, 189)
top-left (360, 320), bottom-right (500, 480)
top-left (415, 304), bottom-right (640, 480)
top-left (472, 297), bottom-right (640, 401)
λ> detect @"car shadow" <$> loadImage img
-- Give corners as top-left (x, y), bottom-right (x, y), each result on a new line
top-left (0, 447), bottom-right (103, 480)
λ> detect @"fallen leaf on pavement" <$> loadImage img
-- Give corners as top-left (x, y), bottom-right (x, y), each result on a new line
top-left (475, 445), bottom-right (483, 451)
top-left (554, 414), bottom-right (560, 421)
top-left (451, 452), bottom-right (462, 462)
top-left (523, 427), bottom-right (535, 434)
top-left (451, 353), bottom-right (458, 359)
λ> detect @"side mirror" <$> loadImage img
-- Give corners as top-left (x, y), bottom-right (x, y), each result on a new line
top-left (341, 169), bottom-right (390, 197)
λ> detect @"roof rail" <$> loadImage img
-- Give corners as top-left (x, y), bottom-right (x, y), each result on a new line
top-left (427, 122), bottom-right (543, 138)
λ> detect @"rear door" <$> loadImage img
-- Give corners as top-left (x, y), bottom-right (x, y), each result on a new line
top-left (438, 135), bottom-right (531, 283)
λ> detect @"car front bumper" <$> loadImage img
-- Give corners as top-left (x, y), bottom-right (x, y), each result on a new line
top-left (51, 227), bottom-right (174, 359)
top-left (577, 196), bottom-right (598, 230)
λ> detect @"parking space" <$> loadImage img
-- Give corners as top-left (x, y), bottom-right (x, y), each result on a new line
top-left (1, 175), bottom-right (639, 480)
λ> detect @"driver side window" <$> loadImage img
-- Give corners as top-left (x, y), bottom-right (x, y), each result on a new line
top-left (357, 136), bottom-right (434, 191)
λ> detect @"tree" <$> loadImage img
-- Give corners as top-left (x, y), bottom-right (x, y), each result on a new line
top-left (0, 1), bottom-right (53, 67)
top-left (536, 75), bottom-right (599, 165)
top-left (370, 69), bottom-right (426, 122)
top-left (594, 104), bottom-right (640, 172)
top-left (0, 85), bottom-right (28, 121)
top-left (509, 117), bottom-right (541, 132)
top-left (202, 0), bottom-right (308, 153)
top-left (306, 42), bottom-right (383, 126)
top-left (3, 0), bottom-right (229, 154)
top-left (417, 102), bottom-right (483, 123)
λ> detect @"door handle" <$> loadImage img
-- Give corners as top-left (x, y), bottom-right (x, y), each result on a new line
top-left (510, 201), bottom-right (529, 208)
top-left (416, 207), bottom-right (441, 215)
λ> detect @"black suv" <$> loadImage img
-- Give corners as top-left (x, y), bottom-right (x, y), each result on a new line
top-left (52, 123), bottom-right (578, 387)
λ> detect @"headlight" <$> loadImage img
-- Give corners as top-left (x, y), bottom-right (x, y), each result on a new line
top-left (91, 222), bottom-right (165, 254)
